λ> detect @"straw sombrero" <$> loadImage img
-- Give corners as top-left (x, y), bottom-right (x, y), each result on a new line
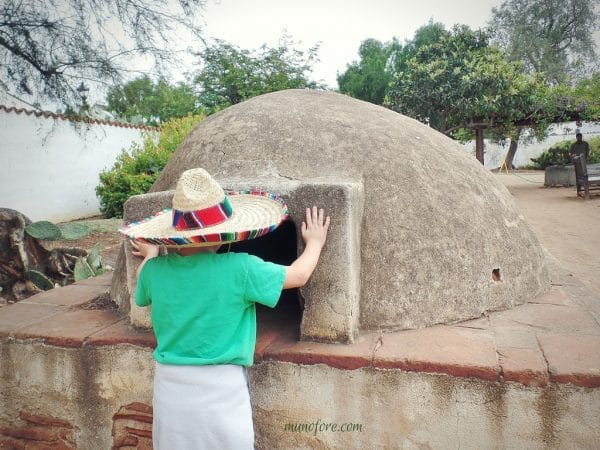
top-left (120, 168), bottom-right (288, 247)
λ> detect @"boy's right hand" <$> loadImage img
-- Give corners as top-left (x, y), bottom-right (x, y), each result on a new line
top-left (130, 239), bottom-right (159, 259)
top-left (284, 206), bottom-right (330, 289)
top-left (301, 206), bottom-right (330, 249)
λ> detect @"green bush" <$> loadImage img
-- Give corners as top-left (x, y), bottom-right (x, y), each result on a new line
top-left (96, 114), bottom-right (205, 218)
top-left (530, 136), bottom-right (600, 170)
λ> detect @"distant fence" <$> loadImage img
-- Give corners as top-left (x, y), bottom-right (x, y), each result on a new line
top-left (0, 105), bottom-right (158, 222)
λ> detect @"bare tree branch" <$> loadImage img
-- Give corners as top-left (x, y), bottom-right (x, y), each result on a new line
top-left (0, 0), bottom-right (206, 109)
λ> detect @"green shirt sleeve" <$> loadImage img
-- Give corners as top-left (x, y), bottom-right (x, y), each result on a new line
top-left (135, 263), bottom-right (151, 307)
top-left (243, 254), bottom-right (286, 308)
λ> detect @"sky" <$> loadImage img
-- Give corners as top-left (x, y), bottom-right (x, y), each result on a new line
top-left (198, 0), bottom-right (505, 88)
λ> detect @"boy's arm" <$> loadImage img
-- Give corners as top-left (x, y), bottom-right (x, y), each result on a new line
top-left (283, 206), bottom-right (330, 289)
top-left (130, 240), bottom-right (160, 277)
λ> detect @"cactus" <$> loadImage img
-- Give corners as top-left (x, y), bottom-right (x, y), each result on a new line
top-left (86, 243), bottom-right (102, 270)
top-left (25, 269), bottom-right (54, 290)
top-left (25, 221), bottom-right (62, 240)
top-left (58, 222), bottom-right (91, 240)
top-left (74, 243), bottom-right (103, 281)
top-left (25, 220), bottom-right (92, 241)
top-left (74, 257), bottom-right (95, 281)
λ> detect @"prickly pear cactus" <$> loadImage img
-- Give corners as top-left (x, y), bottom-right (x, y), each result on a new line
top-left (58, 222), bottom-right (91, 240)
top-left (74, 243), bottom-right (103, 281)
top-left (25, 221), bottom-right (62, 240)
top-left (25, 269), bottom-right (54, 291)
top-left (0, 208), bottom-right (100, 302)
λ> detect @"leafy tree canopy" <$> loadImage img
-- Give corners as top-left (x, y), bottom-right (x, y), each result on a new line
top-left (337, 38), bottom-right (400, 104)
top-left (193, 37), bottom-right (322, 112)
top-left (571, 73), bottom-right (600, 120)
top-left (385, 25), bottom-right (549, 137)
top-left (336, 21), bottom-right (447, 105)
top-left (489, 0), bottom-right (599, 83)
top-left (106, 76), bottom-right (197, 126)
top-left (0, 0), bottom-right (206, 109)
top-left (391, 20), bottom-right (449, 74)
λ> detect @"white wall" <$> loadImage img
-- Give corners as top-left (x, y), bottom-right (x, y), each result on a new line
top-left (463, 121), bottom-right (600, 169)
top-left (0, 108), bottom-right (154, 222)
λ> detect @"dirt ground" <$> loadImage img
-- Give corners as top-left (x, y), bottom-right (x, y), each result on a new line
top-left (497, 171), bottom-right (600, 296)
top-left (57, 172), bottom-right (599, 296)
top-left (49, 217), bottom-right (124, 270)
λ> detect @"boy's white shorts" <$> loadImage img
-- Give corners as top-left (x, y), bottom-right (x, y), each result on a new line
top-left (153, 362), bottom-right (254, 450)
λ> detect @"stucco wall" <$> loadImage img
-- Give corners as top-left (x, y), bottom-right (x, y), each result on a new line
top-left (1, 339), bottom-right (598, 449)
top-left (251, 362), bottom-right (599, 450)
top-left (464, 121), bottom-right (600, 169)
top-left (0, 108), bottom-right (152, 222)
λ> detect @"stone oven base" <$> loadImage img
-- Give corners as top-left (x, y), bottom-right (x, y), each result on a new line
top-left (1, 268), bottom-right (599, 449)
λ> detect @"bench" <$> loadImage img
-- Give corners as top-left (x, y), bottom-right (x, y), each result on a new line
top-left (573, 157), bottom-right (600, 199)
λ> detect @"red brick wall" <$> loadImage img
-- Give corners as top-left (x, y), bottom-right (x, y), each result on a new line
top-left (0, 411), bottom-right (76, 449)
top-left (111, 403), bottom-right (153, 450)
top-left (0, 404), bottom-right (154, 450)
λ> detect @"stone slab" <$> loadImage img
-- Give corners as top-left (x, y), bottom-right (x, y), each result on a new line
top-left (373, 325), bottom-right (500, 381)
top-left (490, 302), bottom-right (600, 334)
top-left (493, 326), bottom-right (540, 349)
top-left (20, 283), bottom-right (108, 307)
top-left (261, 331), bottom-right (378, 370)
top-left (85, 318), bottom-right (156, 349)
top-left (13, 309), bottom-right (121, 348)
top-left (497, 347), bottom-right (549, 387)
top-left (0, 303), bottom-right (62, 337)
top-left (527, 285), bottom-right (577, 306)
top-left (538, 333), bottom-right (600, 387)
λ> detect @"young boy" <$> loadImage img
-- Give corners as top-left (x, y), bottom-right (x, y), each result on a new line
top-left (122, 168), bottom-right (330, 449)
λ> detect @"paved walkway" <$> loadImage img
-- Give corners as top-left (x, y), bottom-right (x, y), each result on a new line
top-left (0, 171), bottom-right (598, 389)
top-left (497, 171), bottom-right (600, 295)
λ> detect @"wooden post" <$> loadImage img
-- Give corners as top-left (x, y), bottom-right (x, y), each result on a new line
top-left (475, 127), bottom-right (484, 165)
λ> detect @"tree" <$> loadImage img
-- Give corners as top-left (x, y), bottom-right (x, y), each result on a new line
top-left (390, 20), bottom-right (449, 74)
top-left (193, 38), bottom-right (321, 112)
top-left (0, 0), bottom-right (206, 110)
top-left (106, 76), bottom-right (197, 126)
top-left (337, 38), bottom-right (399, 105)
top-left (488, 0), bottom-right (599, 168)
top-left (385, 25), bottom-right (550, 165)
top-left (337, 21), bottom-right (447, 105)
top-left (489, 0), bottom-right (599, 83)
top-left (571, 73), bottom-right (600, 120)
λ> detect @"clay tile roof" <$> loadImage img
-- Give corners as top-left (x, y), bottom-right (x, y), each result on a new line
top-left (0, 104), bottom-right (160, 131)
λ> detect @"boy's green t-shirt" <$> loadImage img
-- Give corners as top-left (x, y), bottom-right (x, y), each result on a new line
top-left (135, 251), bottom-right (286, 366)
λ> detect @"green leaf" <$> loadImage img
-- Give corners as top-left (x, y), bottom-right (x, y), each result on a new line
top-left (58, 222), bottom-right (91, 240)
top-left (74, 257), bottom-right (94, 281)
top-left (25, 221), bottom-right (62, 240)
top-left (86, 243), bottom-right (102, 270)
top-left (25, 269), bottom-right (54, 290)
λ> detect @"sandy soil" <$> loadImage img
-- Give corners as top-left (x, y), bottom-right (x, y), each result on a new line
top-left (497, 171), bottom-right (600, 296)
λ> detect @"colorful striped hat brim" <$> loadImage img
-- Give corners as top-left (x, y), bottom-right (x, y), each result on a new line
top-left (120, 190), bottom-right (289, 247)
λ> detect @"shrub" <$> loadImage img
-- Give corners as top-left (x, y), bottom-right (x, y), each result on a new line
top-left (530, 136), bottom-right (600, 169)
top-left (96, 114), bottom-right (205, 218)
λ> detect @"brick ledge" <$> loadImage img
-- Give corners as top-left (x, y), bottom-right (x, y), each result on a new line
top-left (1, 274), bottom-right (599, 388)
